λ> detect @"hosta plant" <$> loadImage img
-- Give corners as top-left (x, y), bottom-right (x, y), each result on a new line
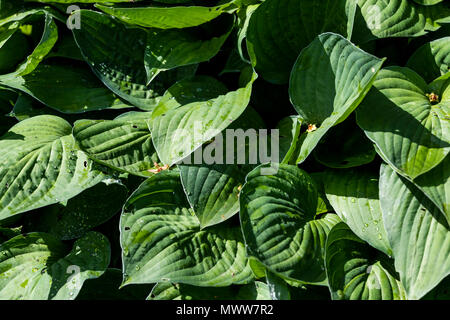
top-left (0, 0), bottom-right (449, 301)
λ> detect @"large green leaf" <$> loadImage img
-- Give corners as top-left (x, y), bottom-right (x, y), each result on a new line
top-left (0, 232), bottom-right (110, 300)
top-left (325, 223), bottom-right (406, 300)
top-left (0, 115), bottom-right (105, 220)
top-left (72, 10), bottom-right (169, 110)
top-left (379, 164), bottom-right (450, 299)
top-left (150, 72), bottom-right (257, 166)
top-left (144, 23), bottom-right (232, 83)
top-left (246, 0), bottom-right (352, 84)
top-left (121, 170), bottom-right (254, 287)
top-left (22, 181), bottom-right (127, 240)
top-left (407, 37), bottom-right (450, 83)
top-left (0, 62), bottom-right (131, 113)
top-left (73, 112), bottom-right (161, 178)
top-left (323, 169), bottom-right (392, 256)
top-left (353, 0), bottom-right (450, 43)
top-left (289, 32), bottom-right (384, 164)
top-left (96, 3), bottom-right (234, 29)
top-left (357, 67), bottom-right (450, 179)
top-left (240, 163), bottom-right (341, 284)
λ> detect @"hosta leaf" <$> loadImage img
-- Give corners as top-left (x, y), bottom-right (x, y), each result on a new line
top-left (23, 181), bottom-right (127, 240)
top-left (144, 23), bottom-right (232, 83)
top-left (148, 281), bottom-right (270, 300)
top-left (77, 268), bottom-right (152, 301)
top-left (73, 112), bottom-right (161, 178)
top-left (407, 37), bottom-right (450, 83)
top-left (356, 67), bottom-right (450, 179)
top-left (323, 169), bottom-right (392, 256)
top-left (121, 170), bottom-right (254, 287)
top-left (72, 10), bottom-right (168, 110)
top-left (414, 156), bottom-right (449, 224)
top-left (96, 3), bottom-right (234, 29)
top-left (379, 164), bottom-right (450, 299)
top-left (0, 115), bottom-right (105, 220)
top-left (240, 163), bottom-right (341, 284)
top-left (150, 72), bottom-right (257, 166)
top-left (179, 107), bottom-right (264, 228)
top-left (0, 62), bottom-right (131, 113)
top-left (313, 116), bottom-right (376, 168)
top-left (354, 0), bottom-right (450, 43)
top-left (325, 223), bottom-right (406, 300)
top-left (0, 232), bottom-right (110, 300)
top-left (289, 32), bottom-right (384, 164)
top-left (246, 0), bottom-right (351, 84)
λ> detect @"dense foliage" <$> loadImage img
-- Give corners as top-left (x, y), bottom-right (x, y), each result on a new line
top-left (0, 0), bottom-right (449, 300)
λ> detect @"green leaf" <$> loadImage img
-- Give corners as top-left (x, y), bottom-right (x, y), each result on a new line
top-left (72, 10), bottom-right (169, 111)
top-left (325, 223), bottom-right (407, 300)
top-left (144, 24), bottom-right (232, 83)
top-left (323, 169), bottom-right (392, 256)
top-left (356, 67), bottom-right (450, 179)
top-left (239, 163), bottom-right (341, 284)
top-left (73, 113), bottom-right (161, 178)
top-left (121, 170), bottom-right (254, 287)
top-left (379, 164), bottom-right (450, 299)
top-left (353, 0), bottom-right (450, 43)
top-left (77, 268), bottom-right (152, 300)
top-left (23, 181), bottom-right (128, 240)
top-left (150, 72), bottom-right (257, 166)
top-left (0, 232), bottom-right (110, 300)
top-left (289, 32), bottom-right (384, 164)
top-left (0, 62), bottom-right (131, 113)
top-left (246, 0), bottom-right (352, 84)
top-left (407, 37), bottom-right (450, 83)
top-left (96, 3), bottom-right (234, 29)
top-left (0, 115), bottom-right (105, 220)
